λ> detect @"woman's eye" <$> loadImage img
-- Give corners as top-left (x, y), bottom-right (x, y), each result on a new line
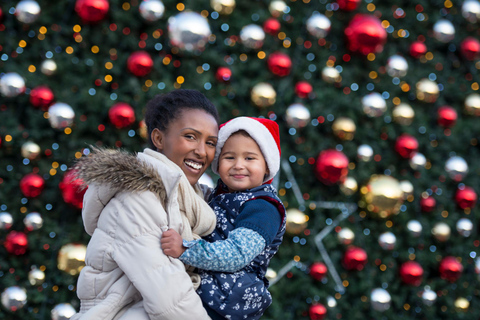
top-left (207, 141), bottom-right (217, 147)
top-left (185, 134), bottom-right (195, 140)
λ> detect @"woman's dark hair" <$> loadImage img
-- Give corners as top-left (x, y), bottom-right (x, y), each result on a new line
top-left (144, 89), bottom-right (219, 149)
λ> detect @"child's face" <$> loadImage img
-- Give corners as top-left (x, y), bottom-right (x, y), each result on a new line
top-left (152, 109), bottom-right (218, 185)
top-left (218, 133), bottom-right (268, 192)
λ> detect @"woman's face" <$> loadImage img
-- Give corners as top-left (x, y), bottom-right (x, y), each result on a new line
top-left (152, 109), bottom-right (218, 185)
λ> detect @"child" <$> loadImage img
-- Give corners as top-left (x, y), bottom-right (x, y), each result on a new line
top-left (162, 117), bottom-right (286, 320)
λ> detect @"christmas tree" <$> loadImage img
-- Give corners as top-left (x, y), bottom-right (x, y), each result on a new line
top-left (1, 0), bottom-right (480, 319)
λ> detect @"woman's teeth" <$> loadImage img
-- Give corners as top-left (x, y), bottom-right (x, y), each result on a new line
top-left (185, 160), bottom-right (202, 170)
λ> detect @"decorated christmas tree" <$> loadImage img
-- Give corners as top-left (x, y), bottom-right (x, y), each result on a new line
top-left (1, 0), bottom-right (480, 319)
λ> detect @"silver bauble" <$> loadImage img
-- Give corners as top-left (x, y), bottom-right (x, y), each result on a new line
top-left (337, 227), bottom-right (355, 245)
top-left (362, 92), bottom-right (387, 117)
top-left (265, 267), bottom-right (277, 280)
top-left (386, 55), bottom-right (408, 77)
top-left (1, 286), bottom-right (27, 311)
top-left (431, 222), bottom-right (451, 242)
top-left (340, 177), bottom-right (358, 196)
top-left (240, 24), bottom-right (265, 50)
top-left (168, 11), bottom-right (211, 51)
top-left (445, 156), bottom-right (468, 181)
top-left (24, 212), bottom-right (43, 231)
top-left (285, 103), bottom-right (310, 128)
top-left (407, 220), bottom-right (422, 237)
top-left (139, 0), bottom-right (165, 22)
top-left (28, 268), bottom-right (45, 286)
top-left (416, 78), bottom-right (439, 103)
top-left (370, 288), bottom-right (391, 312)
top-left (0, 212), bottom-right (13, 230)
top-left (456, 218), bottom-right (473, 237)
top-left (0, 72), bottom-right (26, 97)
top-left (48, 102), bottom-right (75, 129)
top-left (399, 180), bottom-right (414, 198)
top-left (306, 13), bottom-right (331, 39)
top-left (326, 295), bottom-right (337, 308)
top-left (433, 19), bottom-right (455, 43)
top-left (321, 66), bottom-right (341, 84)
top-left (210, 0), bottom-right (236, 15)
top-left (462, 0), bottom-right (480, 23)
top-left (269, 0), bottom-right (287, 17)
top-left (422, 287), bottom-right (437, 306)
top-left (409, 152), bottom-right (427, 170)
top-left (51, 303), bottom-right (76, 320)
top-left (392, 103), bottom-right (415, 125)
top-left (15, 0), bottom-right (41, 24)
top-left (21, 141), bottom-right (41, 160)
top-left (378, 232), bottom-right (396, 250)
top-left (464, 93), bottom-right (480, 116)
top-left (357, 144), bottom-right (374, 162)
top-left (41, 59), bottom-right (57, 76)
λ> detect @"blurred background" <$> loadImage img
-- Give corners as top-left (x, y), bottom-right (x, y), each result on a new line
top-left (1, 0), bottom-right (480, 319)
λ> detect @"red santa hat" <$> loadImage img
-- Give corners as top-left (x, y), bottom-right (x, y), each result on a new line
top-left (211, 117), bottom-right (281, 183)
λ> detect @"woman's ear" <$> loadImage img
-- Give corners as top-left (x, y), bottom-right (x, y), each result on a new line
top-left (151, 128), bottom-right (164, 151)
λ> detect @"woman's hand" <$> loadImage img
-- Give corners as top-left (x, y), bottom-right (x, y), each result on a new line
top-left (161, 229), bottom-right (186, 258)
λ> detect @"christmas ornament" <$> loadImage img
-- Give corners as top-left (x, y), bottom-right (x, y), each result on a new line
top-left (410, 41), bottom-right (427, 58)
top-left (460, 37), bottom-right (480, 61)
top-left (41, 59), bottom-right (57, 76)
top-left (361, 175), bottom-right (404, 218)
top-left (386, 55), bottom-right (408, 77)
top-left (445, 156), bottom-right (468, 181)
top-left (454, 297), bottom-right (469, 312)
top-left (362, 92), bottom-right (387, 117)
top-left (59, 170), bottom-right (86, 209)
top-left (251, 82), bottom-right (276, 108)
top-left (464, 93), bottom-right (480, 116)
top-left (455, 186), bottom-right (477, 209)
top-left (420, 196), bottom-right (436, 213)
top-left (326, 296), bottom-right (337, 308)
top-left (15, 0), bottom-right (41, 24)
top-left (239, 24), bottom-right (265, 49)
top-left (28, 268), bottom-right (45, 286)
top-left (321, 66), bottom-right (341, 84)
top-left (57, 243), bottom-right (87, 276)
top-left (456, 218), bottom-right (473, 237)
top-left (138, 120), bottom-right (148, 140)
top-left (267, 52), bottom-right (292, 77)
top-left (342, 246), bottom-right (367, 271)
top-left (332, 117), bottom-right (356, 141)
top-left (20, 173), bottom-right (45, 198)
top-left (285, 103), bottom-right (310, 128)
top-left (337, 0), bottom-right (361, 11)
top-left (421, 287), bottom-right (437, 306)
top-left (309, 262), bottom-right (328, 281)
top-left (0, 72), bottom-right (26, 97)
top-left (4, 231), bottom-right (28, 255)
top-left (433, 19), bottom-right (455, 43)
top-left (392, 103), bottom-right (414, 125)
top-left (476, 257), bottom-right (480, 279)
top-left (357, 144), bottom-right (373, 162)
top-left (437, 105), bottom-right (457, 128)
top-left (431, 222), bottom-right (451, 242)
top-left (109, 102), bottom-right (136, 129)
top-left (21, 141), bottom-right (41, 160)
top-left (416, 79), bottom-right (439, 103)
top-left (378, 232), bottom-right (396, 250)
top-left (399, 261), bottom-right (423, 286)
top-left (399, 180), bottom-right (414, 198)
top-left (370, 288), bottom-right (391, 311)
top-left (51, 303), bottom-right (76, 320)
top-left (0, 212), bottom-right (13, 230)
top-left (127, 51), bottom-right (153, 77)
top-left (285, 209), bottom-right (308, 235)
top-left (168, 12), bottom-right (211, 51)
top-left (48, 102), bottom-right (75, 129)
top-left (29, 85), bottom-right (54, 110)
top-left (337, 227), bottom-right (355, 245)
top-left (211, 0), bottom-right (235, 15)
top-left (75, 0), bottom-right (109, 24)
top-left (462, 0), bottom-right (480, 23)
top-left (215, 67), bottom-right (232, 83)
top-left (139, 0), bottom-right (165, 22)
top-left (294, 81), bottom-right (313, 99)
top-left (314, 149), bottom-right (349, 185)
top-left (407, 220), bottom-right (422, 237)
top-left (24, 212), bottom-right (43, 231)
top-left (265, 268), bottom-right (277, 280)
top-left (409, 152), bottom-right (427, 170)
top-left (439, 256), bottom-right (463, 282)
top-left (269, 0), bottom-right (287, 17)
top-left (309, 303), bottom-right (327, 320)
top-left (263, 18), bottom-right (281, 36)
top-left (1, 286), bottom-right (27, 312)
top-left (306, 13), bottom-right (331, 39)
top-left (344, 14), bottom-right (387, 55)
top-left (340, 177), bottom-right (357, 196)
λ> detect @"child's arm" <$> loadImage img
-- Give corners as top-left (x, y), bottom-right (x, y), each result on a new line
top-left (161, 229), bottom-right (186, 258)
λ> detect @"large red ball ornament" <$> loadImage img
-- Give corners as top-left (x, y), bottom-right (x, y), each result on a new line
top-left (75, 0), bottom-right (109, 24)
top-left (267, 52), bottom-right (292, 77)
top-left (455, 186), bottom-right (477, 209)
top-left (109, 102), bottom-right (136, 129)
top-left (342, 246), bottom-right (367, 271)
top-left (215, 67), bottom-right (232, 83)
top-left (309, 303), bottom-right (327, 320)
top-left (394, 134), bottom-right (418, 159)
top-left (315, 149), bottom-right (349, 185)
top-left (20, 173), bottom-right (45, 198)
top-left (439, 256), bottom-right (463, 282)
top-left (29, 85), bottom-right (54, 111)
top-left (437, 105), bottom-right (457, 128)
top-left (420, 196), bottom-right (436, 213)
top-left (295, 81), bottom-right (313, 99)
top-left (344, 14), bottom-right (387, 55)
top-left (337, 0), bottom-right (361, 11)
top-left (263, 18), bottom-right (281, 35)
top-left (409, 41), bottom-right (427, 58)
top-left (460, 37), bottom-right (480, 61)
top-left (127, 51), bottom-right (154, 77)
top-left (309, 262), bottom-right (328, 281)
top-left (399, 261), bottom-right (424, 286)
top-left (4, 231), bottom-right (28, 255)
top-left (59, 170), bottom-right (86, 209)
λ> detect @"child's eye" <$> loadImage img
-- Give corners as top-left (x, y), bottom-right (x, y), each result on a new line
top-left (246, 157), bottom-right (255, 161)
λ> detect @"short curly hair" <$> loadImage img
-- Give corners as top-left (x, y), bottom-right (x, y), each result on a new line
top-left (144, 89), bottom-right (219, 149)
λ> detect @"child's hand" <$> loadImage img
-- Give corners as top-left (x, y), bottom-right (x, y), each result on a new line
top-left (161, 229), bottom-right (186, 258)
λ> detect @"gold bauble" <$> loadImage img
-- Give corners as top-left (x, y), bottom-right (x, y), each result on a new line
top-left (360, 175), bottom-right (404, 218)
top-left (431, 222), bottom-right (451, 242)
top-left (416, 78), bottom-right (439, 103)
top-left (265, 267), bottom-right (277, 280)
top-left (138, 119), bottom-right (148, 140)
top-left (251, 82), bottom-right (276, 108)
top-left (332, 117), bottom-right (356, 141)
top-left (57, 243), bottom-right (87, 276)
top-left (321, 66), bottom-right (341, 84)
top-left (392, 103), bottom-right (415, 125)
top-left (285, 208), bottom-right (308, 235)
top-left (21, 141), bottom-right (41, 160)
top-left (210, 0), bottom-right (235, 15)
top-left (454, 297), bottom-right (469, 312)
top-left (28, 268), bottom-right (45, 286)
top-left (340, 177), bottom-right (358, 196)
top-left (337, 227), bottom-right (355, 245)
top-left (464, 93), bottom-right (480, 116)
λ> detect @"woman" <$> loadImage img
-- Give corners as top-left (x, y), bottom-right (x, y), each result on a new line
top-left (72, 89), bottom-right (219, 320)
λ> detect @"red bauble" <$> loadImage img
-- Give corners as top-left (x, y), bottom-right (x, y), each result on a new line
top-left (460, 37), bottom-right (480, 61)
top-left (30, 85), bottom-right (54, 111)
top-left (215, 67), bottom-right (232, 83)
top-left (263, 18), bottom-right (281, 35)
top-left (337, 0), bottom-right (361, 11)
top-left (309, 304), bottom-right (327, 320)
top-left (342, 246), bottom-right (367, 271)
top-left (75, 0), bottom-right (109, 24)
top-left (267, 52), bottom-right (292, 77)
top-left (20, 173), bottom-right (45, 198)
top-left (439, 256), bottom-right (463, 282)
top-left (109, 102), bottom-right (135, 129)
top-left (59, 170), bottom-right (87, 209)
top-left (309, 262), bottom-right (328, 281)
top-left (4, 231), bottom-right (28, 255)
top-left (409, 41), bottom-right (427, 58)
top-left (420, 196), bottom-right (436, 213)
top-left (399, 261), bottom-right (424, 286)
top-left (437, 105), bottom-right (457, 128)
top-left (314, 149), bottom-right (349, 185)
top-left (455, 186), bottom-right (477, 209)
top-left (344, 14), bottom-right (387, 55)
top-left (394, 134), bottom-right (418, 159)
top-left (127, 51), bottom-right (154, 77)
top-left (295, 81), bottom-right (313, 99)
